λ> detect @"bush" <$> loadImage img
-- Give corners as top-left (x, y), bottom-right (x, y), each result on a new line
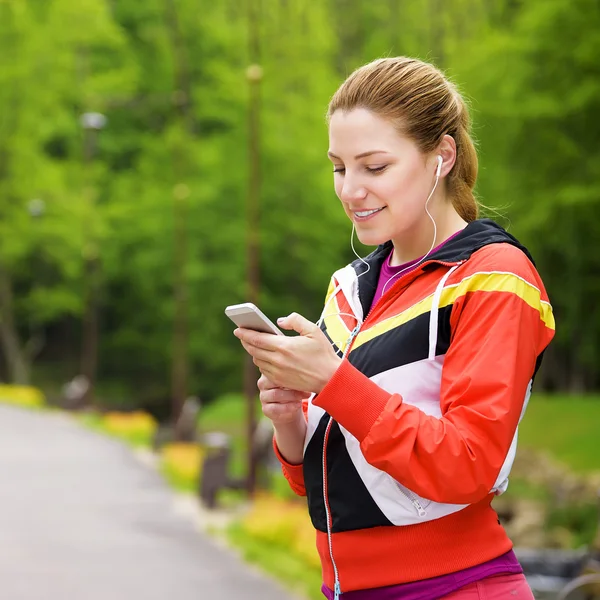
top-left (76, 410), bottom-right (158, 449)
top-left (0, 384), bottom-right (46, 408)
top-left (102, 411), bottom-right (158, 447)
top-left (547, 502), bottom-right (599, 549)
top-left (228, 493), bottom-right (323, 600)
top-left (236, 493), bottom-right (320, 570)
top-left (160, 442), bottom-right (204, 492)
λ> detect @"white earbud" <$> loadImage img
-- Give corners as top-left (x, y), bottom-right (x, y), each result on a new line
top-left (436, 155), bottom-right (443, 178)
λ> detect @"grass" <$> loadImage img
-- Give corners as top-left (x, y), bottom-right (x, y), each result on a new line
top-left (519, 395), bottom-right (600, 473)
top-left (228, 522), bottom-right (323, 600)
top-left (547, 501), bottom-right (599, 548)
top-left (501, 477), bottom-right (552, 503)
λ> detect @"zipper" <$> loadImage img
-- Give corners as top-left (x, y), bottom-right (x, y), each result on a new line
top-left (342, 324), bottom-right (361, 356)
top-left (322, 419), bottom-right (340, 598)
top-left (322, 260), bottom-right (461, 596)
top-left (334, 581), bottom-right (342, 600)
top-left (395, 482), bottom-right (428, 517)
top-left (323, 325), bottom-right (361, 599)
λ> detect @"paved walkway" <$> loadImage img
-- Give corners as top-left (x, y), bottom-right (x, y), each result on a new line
top-left (0, 405), bottom-right (293, 599)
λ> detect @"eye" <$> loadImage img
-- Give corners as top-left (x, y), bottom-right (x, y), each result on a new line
top-left (333, 167), bottom-right (345, 174)
top-left (366, 165), bottom-right (387, 174)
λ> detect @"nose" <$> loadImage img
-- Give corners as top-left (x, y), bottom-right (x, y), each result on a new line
top-left (340, 173), bottom-right (367, 203)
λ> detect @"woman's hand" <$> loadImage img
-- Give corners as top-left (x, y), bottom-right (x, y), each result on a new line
top-left (257, 374), bottom-right (309, 426)
top-left (233, 312), bottom-right (342, 394)
top-left (258, 375), bottom-right (308, 465)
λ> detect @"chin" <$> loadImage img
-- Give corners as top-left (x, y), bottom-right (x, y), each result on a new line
top-left (355, 229), bottom-right (389, 248)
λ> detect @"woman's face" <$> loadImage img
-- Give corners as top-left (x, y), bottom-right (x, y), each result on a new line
top-left (328, 108), bottom-right (438, 248)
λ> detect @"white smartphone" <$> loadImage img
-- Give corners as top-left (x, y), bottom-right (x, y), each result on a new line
top-left (224, 302), bottom-right (284, 336)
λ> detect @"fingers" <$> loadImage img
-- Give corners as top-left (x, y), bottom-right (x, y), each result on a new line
top-left (258, 379), bottom-right (305, 425)
top-left (276, 312), bottom-right (317, 336)
top-left (240, 341), bottom-right (277, 364)
top-left (234, 328), bottom-right (282, 351)
top-left (260, 387), bottom-right (306, 405)
top-left (260, 399), bottom-right (302, 423)
top-left (258, 374), bottom-right (281, 391)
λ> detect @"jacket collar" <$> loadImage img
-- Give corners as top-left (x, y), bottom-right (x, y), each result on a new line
top-left (349, 219), bottom-right (533, 317)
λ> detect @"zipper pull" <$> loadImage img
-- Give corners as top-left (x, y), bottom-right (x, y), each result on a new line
top-left (342, 325), bottom-right (360, 357)
top-left (334, 581), bottom-right (342, 600)
top-left (412, 498), bottom-right (427, 517)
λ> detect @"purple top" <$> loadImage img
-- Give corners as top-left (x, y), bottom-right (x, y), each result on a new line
top-left (321, 550), bottom-right (522, 600)
top-left (321, 232), bottom-right (523, 598)
top-left (371, 232), bottom-right (462, 308)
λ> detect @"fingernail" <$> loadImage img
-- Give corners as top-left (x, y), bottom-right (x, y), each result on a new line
top-left (277, 317), bottom-right (284, 323)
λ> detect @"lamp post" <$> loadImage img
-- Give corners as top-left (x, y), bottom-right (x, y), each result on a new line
top-left (171, 181), bottom-right (190, 434)
top-left (244, 0), bottom-right (262, 495)
top-left (80, 111), bottom-right (107, 406)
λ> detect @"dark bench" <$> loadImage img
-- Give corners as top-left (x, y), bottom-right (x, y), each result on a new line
top-left (198, 419), bottom-right (277, 509)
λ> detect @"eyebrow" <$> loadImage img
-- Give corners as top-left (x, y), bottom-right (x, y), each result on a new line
top-left (327, 150), bottom-right (389, 160)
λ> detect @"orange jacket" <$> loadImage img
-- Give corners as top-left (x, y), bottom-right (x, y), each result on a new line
top-left (275, 220), bottom-right (555, 592)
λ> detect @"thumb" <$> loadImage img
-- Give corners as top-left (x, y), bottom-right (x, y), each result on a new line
top-left (277, 312), bottom-right (317, 336)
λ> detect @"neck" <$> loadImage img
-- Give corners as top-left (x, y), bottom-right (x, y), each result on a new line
top-left (389, 201), bottom-right (467, 267)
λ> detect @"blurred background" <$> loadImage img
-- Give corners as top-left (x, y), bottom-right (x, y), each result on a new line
top-left (0, 0), bottom-right (599, 598)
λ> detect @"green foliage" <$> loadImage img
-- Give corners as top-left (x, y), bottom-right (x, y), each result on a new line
top-left (454, 0), bottom-right (600, 389)
top-left (201, 393), bottom-right (258, 479)
top-left (519, 396), bottom-right (600, 472)
top-left (547, 502), bottom-right (599, 549)
top-left (0, 0), bottom-right (598, 400)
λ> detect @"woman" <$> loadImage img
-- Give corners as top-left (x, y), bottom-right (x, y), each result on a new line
top-left (234, 57), bottom-right (554, 599)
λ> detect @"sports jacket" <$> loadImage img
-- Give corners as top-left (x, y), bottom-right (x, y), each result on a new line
top-left (275, 219), bottom-right (555, 594)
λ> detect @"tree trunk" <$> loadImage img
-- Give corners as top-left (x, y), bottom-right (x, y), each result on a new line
top-left (163, 0), bottom-right (195, 429)
top-left (244, 0), bottom-right (263, 496)
top-left (0, 263), bottom-right (30, 384)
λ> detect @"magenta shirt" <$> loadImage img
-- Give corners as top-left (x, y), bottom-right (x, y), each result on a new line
top-left (322, 234), bottom-right (523, 599)
top-left (371, 232), bottom-right (462, 308)
top-left (321, 551), bottom-right (522, 600)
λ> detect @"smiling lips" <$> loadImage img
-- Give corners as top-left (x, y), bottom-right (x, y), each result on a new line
top-left (353, 207), bottom-right (385, 221)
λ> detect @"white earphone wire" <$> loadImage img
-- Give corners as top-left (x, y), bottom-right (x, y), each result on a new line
top-left (350, 222), bottom-right (370, 276)
top-left (380, 160), bottom-right (442, 296)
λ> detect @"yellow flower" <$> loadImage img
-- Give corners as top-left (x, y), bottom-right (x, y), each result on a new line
top-left (161, 442), bottom-right (204, 483)
top-left (102, 411), bottom-right (157, 438)
top-left (0, 385), bottom-right (46, 408)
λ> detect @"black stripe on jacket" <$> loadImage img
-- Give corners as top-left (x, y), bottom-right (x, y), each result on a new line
top-left (304, 414), bottom-right (392, 533)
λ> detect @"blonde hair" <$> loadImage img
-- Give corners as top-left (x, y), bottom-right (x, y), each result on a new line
top-left (327, 57), bottom-right (479, 222)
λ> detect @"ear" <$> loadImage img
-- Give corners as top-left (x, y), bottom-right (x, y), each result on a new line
top-left (436, 134), bottom-right (457, 178)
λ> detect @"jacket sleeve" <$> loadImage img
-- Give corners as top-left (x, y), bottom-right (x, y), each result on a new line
top-left (312, 249), bottom-right (555, 505)
top-left (272, 397), bottom-right (309, 497)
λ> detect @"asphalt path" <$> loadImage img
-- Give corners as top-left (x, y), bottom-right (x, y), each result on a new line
top-left (0, 405), bottom-right (293, 599)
